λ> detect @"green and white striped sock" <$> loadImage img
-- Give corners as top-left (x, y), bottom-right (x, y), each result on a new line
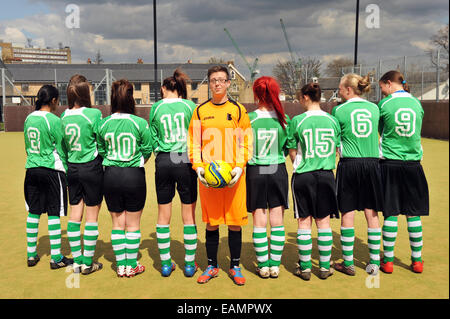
top-left (126, 230), bottom-right (141, 268)
top-left (318, 228), bottom-right (333, 269)
top-left (297, 229), bottom-right (312, 270)
top-left (407, 216), bottom-right (423, 262)
top-left (270, 226), bottom-right (285, 267)
top-left (156, 224), bottom-right (171, 266)
top-left (252, 227), bottom-right (269, 268)
top-left (183, 224), bottom-right (197, 267)
top-left (341, 227), bottom-right (354, 267)
top-left (368, 227), bottom-right (381, 266)
top-left (67, 221), bottom-right (83, 264)
top-left (83, 222), bottom-right (99, 266)
top-left (48, 216), bottom-right (63, 262)
top-left (382, 216), bottom-right (398, 263)
top-left (26, 213), bottom-right (40, 258)
top-left (111, 230), bottom-right (126, 267)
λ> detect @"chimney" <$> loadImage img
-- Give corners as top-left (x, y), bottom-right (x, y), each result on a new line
top-left (87, 58), bottom-right (92, 64)
top-left (187, 59), bottom-right (192, 64)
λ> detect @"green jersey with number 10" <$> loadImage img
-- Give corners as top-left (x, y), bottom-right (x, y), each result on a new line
top-left (378, 91), bottom-right (424, 161)
top-left (289, 110), bottom-right (341, 174)
top-left (61, 107), bottom-right (102, 163)
top-left (332, 97), bottom-right (380, 158)
top-left (149, 98), bottom-right (196, 153)
top-left (247, 110), bottom-right (291, 165)
top-left (24, 110), bottom-right (67, 172)
top-left (97, 113), bottom-right (152, 167)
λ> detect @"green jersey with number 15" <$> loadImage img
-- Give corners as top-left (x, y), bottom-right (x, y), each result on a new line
top-left (97, 113), bottom-right (152, 167)
top-left (61, 107), bottom-right (102, 163)
top-left (248, 110), bottom-right (291, 165)
top-left (24, 110), bottom-right (67, 172)
top-left (332, 97), bottom-right (380, 158)
top-left (149, 98), bottom-right (196, 153)
top-left (289, 110), bottom-right (341, 174)
top-left (378, 91), bottom-right (424, 161)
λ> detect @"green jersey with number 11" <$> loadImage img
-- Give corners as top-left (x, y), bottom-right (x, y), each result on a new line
top-left (61, 107), bottom-right (102, 163)
top-left (24, 110), bottom-right (67, 172)
top-left (378, 91), bottom-right (424, 161)
top-left (332, 97), bottom-right (380, 158)
top-left (149, 98), bottom-right (196, 153)
top-left (289, 110), bottom-right (341, 174)
top-left (248, 110), bottom-right (291, 165)
top-left (97, 113), bottom-right (152, 167)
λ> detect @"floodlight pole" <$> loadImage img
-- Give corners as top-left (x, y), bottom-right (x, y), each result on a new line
top-left (354, 0), bottom-right (360, 67)
top-left (153, 0), bottom-right (158, 103)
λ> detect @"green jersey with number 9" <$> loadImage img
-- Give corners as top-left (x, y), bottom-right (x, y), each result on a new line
top-left (289, 110), bottom-right (341, 174)
top-left (61, 107), bottom-right (102, 163)
top-left (247, 110), bottom-right (291, 165)
top-left (378, 91), bottom-right (424, 161)
top-left (97, 113), bottom-right (152, 167)
top-left (149, 98), bottom-right (196, 153)
top-left (332, 97), bottom-right (380, 158)
top-left (24, 110), bottom-right (67, 172)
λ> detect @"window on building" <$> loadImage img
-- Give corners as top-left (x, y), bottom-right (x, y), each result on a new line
top-left (191, 82), bottom-right (198, 91)
top-left (192, 98), bottom-right (198, 104)
top-left (57, 83), bottom-right (68, 106)
top-left (232, 83), bottom-right (238, 92)
top-left (21, 84), bottom-right (29, 92)
top-left (134, 83), bottom-right (142, 91)
top-left (94, 83), bottom-right (107, 105)
top-left (135, 98), bottom-right (142, 105)
top-left (230, 70), bottom-right (236, 80)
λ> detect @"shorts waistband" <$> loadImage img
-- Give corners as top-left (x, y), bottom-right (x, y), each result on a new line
top-left (381, 159), bottom-right (421, 165)
top-left (339, 157), bottom-right (379, 162)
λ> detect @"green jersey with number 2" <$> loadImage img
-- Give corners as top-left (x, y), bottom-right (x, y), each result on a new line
top-left (378, 91), bottom-right (424, 161)
top-left (332, 97), bottom-right (380, 158)
top-left (289, 110), bottom-right (341, 174)
top-left (248, 110), bottom-right (291, 165)
top-left (97, 113), bottom-right (152, 167)
top-left (61, 107), bottom-right (102, 163)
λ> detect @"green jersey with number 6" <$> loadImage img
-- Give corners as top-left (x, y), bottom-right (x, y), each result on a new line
top-left (378, 91), bottom-right (424, 161)
top-left (247, 110), bottom-right (291, 165)
top-left (332, 97), bottom-right (379, 158)
top-left (24, 110), bottom-right (67, 172)
top-left (289, 110), bottom-right (341, 174)
top-left (97, 113), bottom-right (152, 167)
top-left (61, 107), bottom-right (102, 163)
top-left (149, 98), bottom-right (196, 153)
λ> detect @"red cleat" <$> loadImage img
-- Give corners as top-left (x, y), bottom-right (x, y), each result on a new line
top-left (380, 261), bottom-right (394, 274)
top-left (229, 266), bottom-right (246, 286)
top-left (411, 260), bottom-right (424, 273)
top-left (197, 265), bottom-right (219, 284)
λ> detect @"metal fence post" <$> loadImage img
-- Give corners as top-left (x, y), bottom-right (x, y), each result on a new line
top-left (1, 68), bottom-right (5, 122)
top-left (421, 66), bottom-right (424, 100)
top-left (436, 48), bottom-right (440, 102)
top-left (106, 69), bottom-right (111, 105)
top-left (403, 56), bottom-right (407, 79)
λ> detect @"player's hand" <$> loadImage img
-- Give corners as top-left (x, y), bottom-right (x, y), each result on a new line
top-left (196, 167), bottom-right (209, 187)
top-left (228, 167), bottom-right (243, 188)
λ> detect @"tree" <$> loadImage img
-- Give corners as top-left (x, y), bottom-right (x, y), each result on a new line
top-left (325, 57), bottom-right (354, 77)
top-left (426, 24), bottom-right (449, 72)
top-left (94, 50), bottom-right (104, 64)
top-left (301, 56), bottom-right (322, 83)
top-left (208, 57), bottom-right (226, 64)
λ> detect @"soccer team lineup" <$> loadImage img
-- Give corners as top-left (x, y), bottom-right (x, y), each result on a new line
top-left (24, 64), bottom-right (429, 286)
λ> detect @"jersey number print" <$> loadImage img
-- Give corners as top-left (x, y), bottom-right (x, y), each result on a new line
top-left (303, 128), bottom-right (335, 158)
top-left (161, 113), bottom-right (186, 143)
top-left (351, 109), bottom-right (372, 138)
top-left (257, 129), bottom-right (277, 157)
top-left (105, 132), bottom-right (136, 161)
top-left (27, 127), bottom-right (41, 154)
top-left (395, 108), bottom-right (416, 137)
top-left (65, 124), bottom-right (82, 151)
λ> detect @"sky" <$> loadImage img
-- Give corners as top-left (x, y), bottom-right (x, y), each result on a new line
top-left (0, 0), bottom-right (448, 79)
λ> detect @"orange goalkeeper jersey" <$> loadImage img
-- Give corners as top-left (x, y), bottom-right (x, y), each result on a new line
top-left (188, 99), bottom-right (253, 226)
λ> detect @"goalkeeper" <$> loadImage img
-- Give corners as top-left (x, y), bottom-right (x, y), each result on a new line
top-left (188, 65), bottom-right (253, 286)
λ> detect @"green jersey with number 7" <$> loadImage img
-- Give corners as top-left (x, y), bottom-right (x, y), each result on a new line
top-left (378, 91), bottom-right (424, 161)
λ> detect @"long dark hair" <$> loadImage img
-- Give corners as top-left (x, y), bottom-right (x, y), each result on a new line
top-left (36, 85), bottom-right (59, 110)
top-left (111, 79), bottom-right (135, 114)
top-left (67, 74), bottom-right (92, 109)
top-left (379, 70), bottom-right (410, 92)
top-left (299, 82), bottom-right (322, 102)
top-left (161, 68), bottom-right (190, 99)
top-left (253, 76), bottom-right (287, 129)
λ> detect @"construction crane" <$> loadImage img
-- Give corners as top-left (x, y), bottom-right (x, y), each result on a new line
top-left (280, 18), bottom-right (302, 87)
top-left (224, 28), bottom-right (259, 82)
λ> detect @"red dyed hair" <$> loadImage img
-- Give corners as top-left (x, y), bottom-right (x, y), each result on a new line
top-left (253, 76), bottom-right (287, 128)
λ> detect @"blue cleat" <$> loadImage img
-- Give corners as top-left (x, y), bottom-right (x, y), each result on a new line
top-left (161, 262), bottom-right (176, 277)
top-left (184, 262), bottom-right (198, 277)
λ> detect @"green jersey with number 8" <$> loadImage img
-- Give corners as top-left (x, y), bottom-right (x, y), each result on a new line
top-left (378, 91), bottom-right (424, 161)
top-left (149, 98), bottom-right (196, 153)
top-left (61, 107), bottom-right (102, 163)
top-left (332, 97), bottom-right (380, 158)
top-left (24, 110), bottom-right (67, 172)
top-left (289, 110), bottom-right (341, 174)
top-left (97, 113), bottom-right (152, 167)
top-left (247, 110), bottom-right (291, 165)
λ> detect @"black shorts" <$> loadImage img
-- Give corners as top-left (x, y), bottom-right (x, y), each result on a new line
top-left (67, 155), bottom-right (103, 206)
top-left (155, 152), bottom-right (197, 205)
top-left (103, 166), bottom-right (146, 213)
top-left (380, 159), bottom-right (429, 217)
top-left (246, 163), bottom-right (289, 212)
top-left (291, 170), bottom-right (339, 219)
top-left (24, 167), bottom-right (68, 217)
top-left (336, 158), bottom-right (384, 214)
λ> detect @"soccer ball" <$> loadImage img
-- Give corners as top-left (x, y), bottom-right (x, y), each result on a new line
top-left (204, 160), bottom-right (233, 188)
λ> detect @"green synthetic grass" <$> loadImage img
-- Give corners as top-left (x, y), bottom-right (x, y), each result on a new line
top-left (0, 132), bottom-right (448, 299)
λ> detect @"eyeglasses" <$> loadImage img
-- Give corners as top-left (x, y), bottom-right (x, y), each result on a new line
top-left (209, 78), bottom-right (229, 84)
